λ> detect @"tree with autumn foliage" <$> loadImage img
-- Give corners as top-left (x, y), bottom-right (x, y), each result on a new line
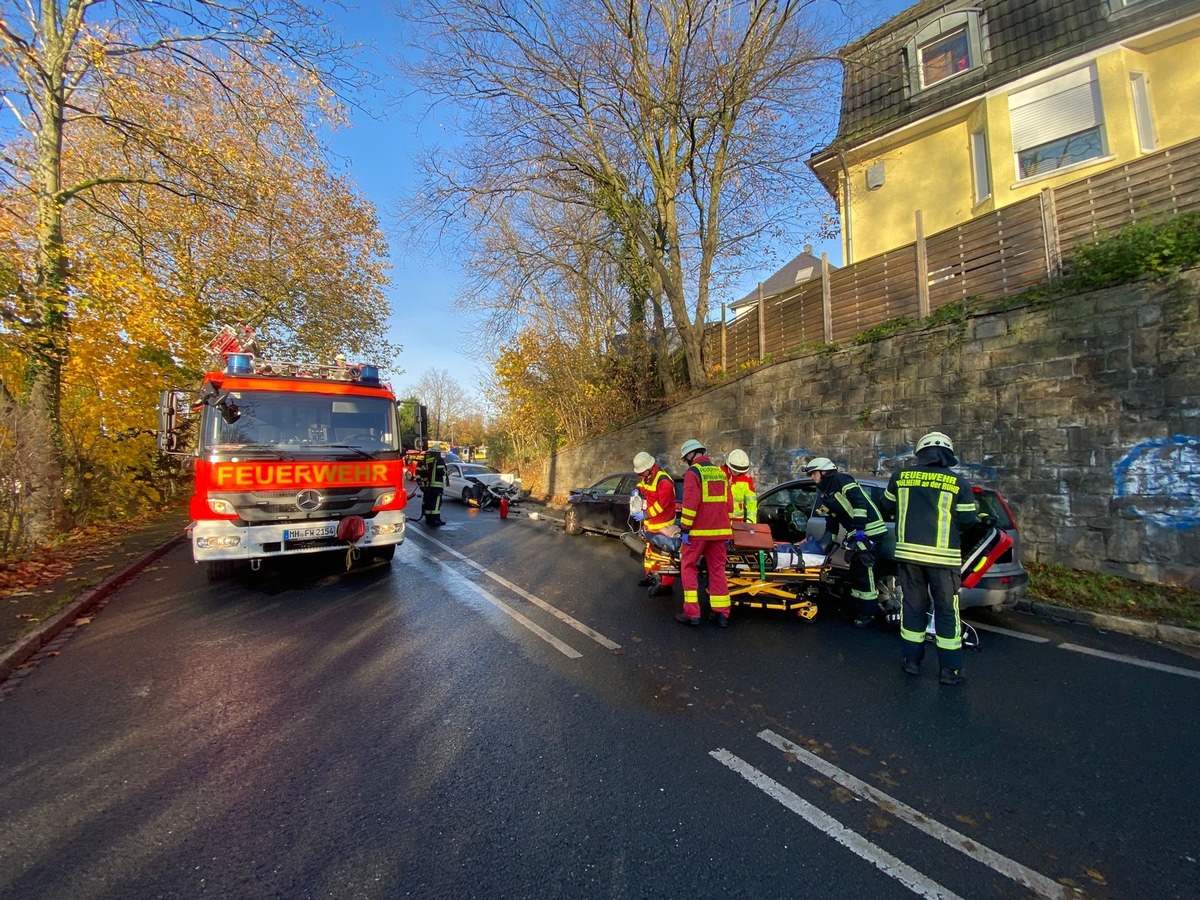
top-left (0, 0), bottom-right (378, 549)
top-left (0, 5), bottom-right (392, 553)
top-left (489, 327), bottom-right (639, 487)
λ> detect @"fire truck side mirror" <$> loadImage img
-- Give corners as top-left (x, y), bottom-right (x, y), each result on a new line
top-left (157, 389), bottom-right (192, 456)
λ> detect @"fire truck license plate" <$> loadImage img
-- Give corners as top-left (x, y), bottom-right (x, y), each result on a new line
top-left (284, 524), bottom-right (337, 541)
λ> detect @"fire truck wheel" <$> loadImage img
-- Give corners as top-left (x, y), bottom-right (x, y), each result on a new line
top-left (206, 560), bottom-right (235, 582)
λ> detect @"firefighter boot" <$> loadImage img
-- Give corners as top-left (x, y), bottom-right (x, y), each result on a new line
top-left (939, 667), bottom-right (966, 686)
top-left (854, 598), bottom-right (879, 628)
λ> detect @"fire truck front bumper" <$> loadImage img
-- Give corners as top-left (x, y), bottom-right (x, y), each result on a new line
top-left (190, 511), bottom-right (406, 562)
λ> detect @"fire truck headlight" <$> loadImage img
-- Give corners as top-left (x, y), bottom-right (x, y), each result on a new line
top-left (372, 522), bottom-right (400, 536)
top-left (377, 490), bottom-right (396, 507)
top-left (196, 535), bottom-right (242, 549)
top-left (207, 498), bottom-right (236, 515)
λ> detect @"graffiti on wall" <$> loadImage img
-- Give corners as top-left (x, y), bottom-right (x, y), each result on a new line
top-left (783, 448), bottom-right (816, 479)
top-left (1113, 435), bottom-right (1200, 530)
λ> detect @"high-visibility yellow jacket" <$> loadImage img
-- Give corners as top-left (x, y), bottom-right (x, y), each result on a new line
top-left (722, 468), bottom-right (758, 523)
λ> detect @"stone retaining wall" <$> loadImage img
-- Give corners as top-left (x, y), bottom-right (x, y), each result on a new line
top-left (539, 270), bottom-right (1200, 587)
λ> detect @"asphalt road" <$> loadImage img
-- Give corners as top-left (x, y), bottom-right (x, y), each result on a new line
top-left (1, 495), bottom-right (1197, 899)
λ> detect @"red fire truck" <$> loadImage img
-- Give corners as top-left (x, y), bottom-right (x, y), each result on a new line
top-left (158, 326), bottom-right (407, 580)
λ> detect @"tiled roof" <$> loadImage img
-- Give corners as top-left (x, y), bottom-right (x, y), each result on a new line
top-left (729, 248), bottom-right (832, 310)
top-left (813, 0), bottom-right (1200, 162)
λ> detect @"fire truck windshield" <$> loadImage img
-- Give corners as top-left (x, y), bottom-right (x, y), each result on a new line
top-left (202, 390), bottom-right (399, 453)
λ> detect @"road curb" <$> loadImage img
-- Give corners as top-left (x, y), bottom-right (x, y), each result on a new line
top-left (1015, 598), bottom-right (1200, 648)
top-left (0, 534), bottom-right (188, 684)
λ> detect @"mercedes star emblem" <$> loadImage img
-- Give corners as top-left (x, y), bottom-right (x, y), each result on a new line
top-left (296, 489), bottom-right (323, 511)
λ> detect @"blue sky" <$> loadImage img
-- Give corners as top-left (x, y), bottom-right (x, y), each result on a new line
top-left (325, 0), bottom-right (915, 398)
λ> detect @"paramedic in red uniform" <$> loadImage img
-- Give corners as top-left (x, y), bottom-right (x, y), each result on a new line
top-left (677, 439), bottom-right (733, 627)
top-left (633, 451), bottom-right (678, 597)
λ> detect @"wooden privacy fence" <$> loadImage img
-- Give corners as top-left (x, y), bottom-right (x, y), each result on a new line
top-left (710, 136), bottom-right (1200, 371)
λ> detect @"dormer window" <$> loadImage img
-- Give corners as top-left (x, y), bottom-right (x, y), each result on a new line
top-left (920, 26), bottom-right (971, 87)
top-left (906, 9), bottom-right (987, 94)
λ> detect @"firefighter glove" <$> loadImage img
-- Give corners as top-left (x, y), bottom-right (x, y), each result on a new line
top-left (631, 510), bottom-right (645, 522)
top-left (854, 529), bottom-right (866, 543)
top-left (681, 531), bottom-right (691, 545)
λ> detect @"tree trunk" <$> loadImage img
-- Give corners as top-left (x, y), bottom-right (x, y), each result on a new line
top-left (24, 79), bottom-right (71, 545)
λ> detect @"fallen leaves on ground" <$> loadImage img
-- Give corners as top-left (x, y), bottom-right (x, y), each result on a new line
top-left (0, 520), bottom-right (154, 598)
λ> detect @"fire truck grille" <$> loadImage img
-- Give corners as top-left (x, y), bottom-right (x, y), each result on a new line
top-left (228, 487), bottom-right (382, 522)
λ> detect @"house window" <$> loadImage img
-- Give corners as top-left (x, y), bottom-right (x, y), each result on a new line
top-left (906, 10), bottom-right (986, 95)
top-left (1109, 0), bottom-right (1164, 16)
top-left (971, 131), bottom-right (992, 203)
top-left (920, 26), bottom-right (971, 87)
top-left (1009, 66), bottom-right (1106, 180)
top-left (1130, 72), bottom-right (1156, 152)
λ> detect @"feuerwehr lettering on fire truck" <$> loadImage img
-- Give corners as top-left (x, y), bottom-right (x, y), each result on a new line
top-left (212, 462), bottom-right (390, 488)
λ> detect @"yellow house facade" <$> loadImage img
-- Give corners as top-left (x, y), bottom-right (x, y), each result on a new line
top-left (810, 0), bottom-right (1200, 264)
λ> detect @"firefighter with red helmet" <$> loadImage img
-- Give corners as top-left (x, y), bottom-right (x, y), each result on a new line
top-left (879, 432), bottom-right (980, 685)
top-left (722, 448), bottom-right (758, 523)
top-left (632, 451), bottom-right (678, 597)
top-left (677, 439), bottom-right (733, 627)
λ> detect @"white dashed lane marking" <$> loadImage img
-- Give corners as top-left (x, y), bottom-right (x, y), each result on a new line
top-left (756, 730), bottom-right (1072, 899)
top-left (407, 530), bottom-right (622, 655)
top-left (1058, 642), bottom-right (1200, 680)
top-left (970, 621), bottom-right (1051, 643)
top-left (711, 748), bottom-right (966, 900)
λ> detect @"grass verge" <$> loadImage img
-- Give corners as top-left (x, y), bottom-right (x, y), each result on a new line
top-left (1026, 561), bottom-right (1200, 630)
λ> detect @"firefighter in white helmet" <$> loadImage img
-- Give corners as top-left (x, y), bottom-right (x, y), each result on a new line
top-left (632, 451), bottom-right (678, 597)
top-left (879, 432), bottom-right (980, 686)
top-left (804, 456), bottom-right (888, 628)
top-left (677, 439), bottom-right (733, 627)
top-left (721, 448), bottom-right (757, 523)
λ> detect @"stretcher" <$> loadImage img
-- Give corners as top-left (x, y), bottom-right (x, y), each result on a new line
top-left (634, 526), bottom-right (826, 619)
top-left (629, 520), bottom-right (1012, 640)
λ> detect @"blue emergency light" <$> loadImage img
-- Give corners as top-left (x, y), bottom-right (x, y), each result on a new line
top-left (358, 365), bottom-right (380, 383)
top-left (227, 353), bottom-right (254, 375)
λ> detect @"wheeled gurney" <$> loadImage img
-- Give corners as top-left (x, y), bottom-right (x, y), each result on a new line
top-left (633, 524), bottom-right (825, 619)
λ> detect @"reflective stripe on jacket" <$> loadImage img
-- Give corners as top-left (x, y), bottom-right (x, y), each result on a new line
top-left (680, 456), bottom-right (732, 538)
top-left (422, 454), bottom-right (446, 488)
top-left (816, 472), bottom-right (886, 537)
top-left (881, 465), bottom-right (978, 567)
top-left (637, 467), bottom-right (677, 532)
